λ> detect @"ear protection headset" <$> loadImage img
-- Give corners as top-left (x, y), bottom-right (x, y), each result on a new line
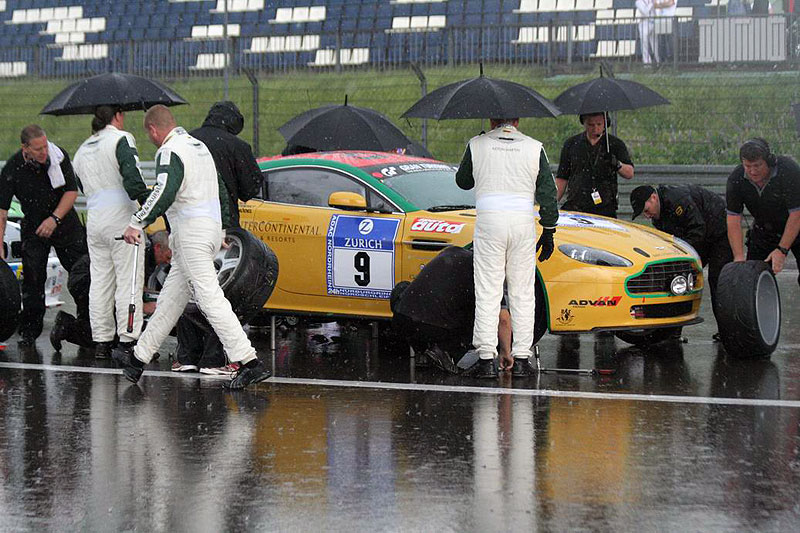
top-left (741, 138), bottom-right (777, 167)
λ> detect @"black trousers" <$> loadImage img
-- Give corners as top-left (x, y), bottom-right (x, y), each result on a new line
top-left (699, 238), bottom-right (734, 324)
top-left (19, 225), bottom-right (87, 339)
top-left (562, 201), bottom-right (617, 219)
top-left (175, 303), bottom-right (226, 368)
top-left (746, 225), bottom-right (800, 287)
top-left (392, 312), bottom-right (472, 356)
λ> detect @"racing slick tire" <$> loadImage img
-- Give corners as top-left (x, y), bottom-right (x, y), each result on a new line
top-left (214, 228), bottom-right (279, 325)
top-left (615, 327), bottom-right (682, 346)
top-left (0, 260), bottom-right (21, 341)
top-left (715, 260), bottom-right (780, 358)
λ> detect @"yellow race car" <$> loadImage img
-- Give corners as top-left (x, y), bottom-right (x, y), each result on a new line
top-left (240, 151), bottom-right (703, 344)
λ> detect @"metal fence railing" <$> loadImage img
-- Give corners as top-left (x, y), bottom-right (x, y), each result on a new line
top-left (0, 14), bottom-right (797, 80)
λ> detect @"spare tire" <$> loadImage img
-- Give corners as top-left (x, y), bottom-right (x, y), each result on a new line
top-left (214, 227), bottom-right (279, 324)
top-left (0, 261), bottom-right (21, 341)
top-left (716, 260), bottom-right (780, 358)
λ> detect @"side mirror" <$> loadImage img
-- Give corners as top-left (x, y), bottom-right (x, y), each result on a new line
top-left (328, 191), bottom-right (367, 211)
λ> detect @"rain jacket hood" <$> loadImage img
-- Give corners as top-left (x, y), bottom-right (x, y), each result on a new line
top-left (201, 101), bottom-right (244, 136)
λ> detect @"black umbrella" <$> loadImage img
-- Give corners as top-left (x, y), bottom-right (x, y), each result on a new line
top-left (41, 72), bottom-right (187, 116)
top-left (401, 65), bottom-right (560, 120)
top-left (278, 96), bottom-right (429, 155)
top-left (553, 76), bottom-right (669, 116)
top-left (792, 103), bottom-right (800, 138)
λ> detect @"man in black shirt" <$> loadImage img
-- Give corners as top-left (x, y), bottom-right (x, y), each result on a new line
top-left (726, 138), bottom-right (800, 285)
top-left (556, 113), bottom-right (635, 218)
top-left (0, 125), bottom-right (88, 346)
top-left (391, 246), bottom-right (512, 374)
top-left (631, 184), bottom-right (732, 326)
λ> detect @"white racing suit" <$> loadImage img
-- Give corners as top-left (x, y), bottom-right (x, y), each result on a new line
top-left (459, 124), bottom-right (558, 360)
top-left (73, 125), bottom-right (149, 343)
top-left (128, 127), bottom-right (256, 366)
top-left (636, 0), bottom-right (659, 64)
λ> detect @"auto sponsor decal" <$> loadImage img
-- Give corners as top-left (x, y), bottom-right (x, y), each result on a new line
top-left (556, 308), bottom-right (575, 325)
top-left (552, 212), bottom-right (628, 232)
top-left (368, 162), bottom-right (459, 179)
top-left (410, 217), bottom-right (465, 234)
top-left (568, 296), bottom-right (622, 307)
top-left (326, 215), bottom-right (400, 299)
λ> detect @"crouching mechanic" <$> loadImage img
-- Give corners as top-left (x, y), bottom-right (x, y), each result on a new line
top-left (630, 184), bottom-right (732, 337)
top-left (456, 118), bottom-right (559, 378)
top-left (112, 105), bottom-right (270, 389)
top-left (391, 245), bottom-right (512, 374)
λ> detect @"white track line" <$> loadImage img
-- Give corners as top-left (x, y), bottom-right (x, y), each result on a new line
top-left (1, 361), bottom-right (799, 408)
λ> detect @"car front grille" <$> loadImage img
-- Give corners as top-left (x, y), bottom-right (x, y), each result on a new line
top-left (626, 260), bottom-right (697, 294)
top-left (630, 301), bottom-right (694, 319)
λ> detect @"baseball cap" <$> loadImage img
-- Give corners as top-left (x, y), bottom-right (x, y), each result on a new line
top-left (630, 185), bottom-right (656, 220)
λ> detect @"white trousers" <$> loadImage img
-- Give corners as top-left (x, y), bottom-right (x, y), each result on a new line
top-left (472, 211), bottom-right (537, 360)
top-left (133, 218), bottom-right (256, 365)
top-left (639, 20), bottom-right (659, 64)
top-left (88, 213), bottom-right (144, 343)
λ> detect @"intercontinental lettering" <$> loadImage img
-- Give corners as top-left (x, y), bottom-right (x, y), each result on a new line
top-left (243, 221), bottom-right (321, 235)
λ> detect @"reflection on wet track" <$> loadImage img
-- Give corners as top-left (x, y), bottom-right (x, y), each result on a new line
top-left (1, 275), bottom-right (800, 530)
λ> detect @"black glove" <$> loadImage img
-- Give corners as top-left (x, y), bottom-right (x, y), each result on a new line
top-left (600, 151), bottom-right (621, 173)
top-left (536, 228), bottom-right (555, 262)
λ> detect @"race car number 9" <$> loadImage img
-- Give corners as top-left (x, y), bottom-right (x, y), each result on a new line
top-left (327, 215), bottom-right (400, 299)
top-left (354, 251), bottom-right (370, 286)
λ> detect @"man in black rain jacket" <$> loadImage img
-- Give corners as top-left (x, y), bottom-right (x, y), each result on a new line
top-left (190, 101), bottom-right (261, 229)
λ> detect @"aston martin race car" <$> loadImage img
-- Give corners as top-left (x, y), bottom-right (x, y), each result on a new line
top-left (241, 151), bottom-right (703, 344)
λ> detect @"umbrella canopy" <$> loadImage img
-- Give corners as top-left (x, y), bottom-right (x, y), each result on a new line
top-left (279, 98), bottom-right (428, 154)
top-left (402, 68), bottom-right (560, 120)
top-left (553, 77), bottom-right (669, 115)
top-left (41, 72), bottom-right (187, 116)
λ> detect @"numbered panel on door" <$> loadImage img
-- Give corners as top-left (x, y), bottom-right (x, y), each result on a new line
top-left (326, 214), bottom-right (401, 299)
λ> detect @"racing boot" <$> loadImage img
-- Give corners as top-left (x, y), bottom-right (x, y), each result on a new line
top-left (462, 357), bottom-right (497, 379)
top-left (112, 342), bottom-right (144, 384)
top-left (511, 357), bottom-right (538, 377)
top-left (224, 358), bottom-right (271, 390)
top-left (95, 341), bottom-right (114, 359)
top-left (49, 311), bottom-right (72, 352)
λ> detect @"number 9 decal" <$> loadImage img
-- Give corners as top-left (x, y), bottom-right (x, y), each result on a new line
top-left (354, 251), bottom-right (371, 286)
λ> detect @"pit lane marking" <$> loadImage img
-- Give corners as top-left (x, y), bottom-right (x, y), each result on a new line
top-left (2, 361), bottom-right (800, 408)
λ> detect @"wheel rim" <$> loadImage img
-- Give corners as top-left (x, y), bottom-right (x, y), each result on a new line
top-left (213, 234), bottom-right (244, 290)
top-left (755, 270), bottom-right (780, 346)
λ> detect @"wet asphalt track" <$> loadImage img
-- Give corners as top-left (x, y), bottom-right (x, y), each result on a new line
top-left (1, 274), bottom-right (800, 531)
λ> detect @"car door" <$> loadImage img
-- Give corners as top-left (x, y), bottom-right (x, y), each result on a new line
top-left (241, 165), bottom-right (404, 317)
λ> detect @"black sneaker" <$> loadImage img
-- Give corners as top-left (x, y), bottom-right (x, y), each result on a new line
top-left (224, 359), bottom-right (271, 390)
top-left (423, 345), bottom-right (459, 374)
top-left (462, 357), bottom-right (497, 379)
top-left (511, 357), bottom-right (538, 377)
top-left (95, 341), bottom-right (113, 359)
top-left (50, 311), bottom-right (71, 352)
top-left (112, 343), bottom-right (144, 384)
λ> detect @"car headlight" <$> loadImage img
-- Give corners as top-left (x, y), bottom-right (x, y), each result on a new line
top-left (558, 244), bottom-right (633, 267)
top-left (673, 237), bottom-right (702, 265)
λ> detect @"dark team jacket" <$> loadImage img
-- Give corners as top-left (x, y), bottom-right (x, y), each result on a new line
top-left (190, 102), bottom-right (261, 228)
top-left (653, 184), bottom-right (727, 255)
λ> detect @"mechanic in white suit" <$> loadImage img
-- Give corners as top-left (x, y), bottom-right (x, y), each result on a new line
top-left (73, 106), bottom-right (150, 359)
top-left (636, 0), bottom-right (660, 64)
top-left (113, 105), bottom-right (271, 390)
top-left (456, 118), bottom-right (559, 378)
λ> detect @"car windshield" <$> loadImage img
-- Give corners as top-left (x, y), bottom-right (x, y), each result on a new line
top-left (381, 170), bottom-right (475, 211)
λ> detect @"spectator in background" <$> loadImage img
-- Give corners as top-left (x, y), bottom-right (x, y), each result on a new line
top-left (656, 0), bottom-right (677, 62)
top-left (73, 105), bottom-right (150, 359)
top-left (636, 0), bottom-right (660, 64)
top-left (556, 113), bottom-right (635, 218)
top-left (0, 125), bottom-right (88, 347)
top-left (190, 101), bottom-right (261, 229)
